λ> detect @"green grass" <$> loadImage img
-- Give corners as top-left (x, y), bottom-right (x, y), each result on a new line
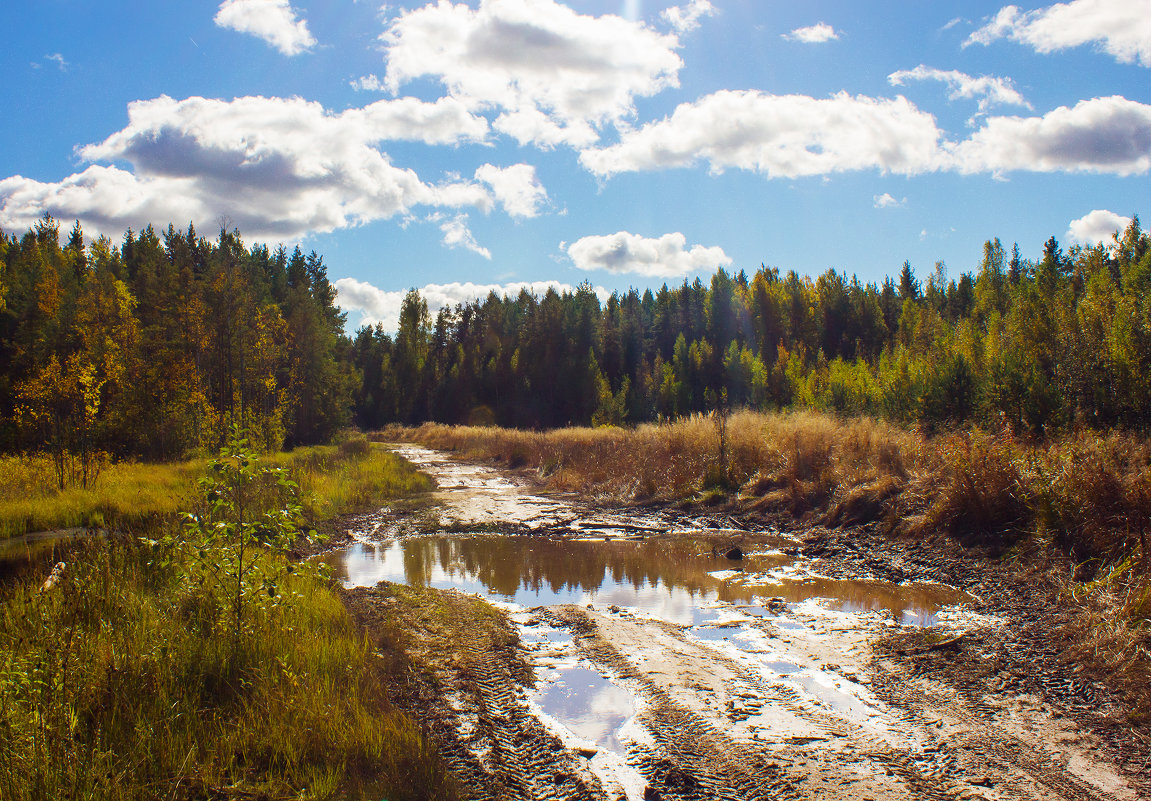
top-left (0, 456), bottom-right (205, 538)
top-left (0, 536), bottom-right (453, 801)
top-left (280, 438), bottom-right (433, 522)
top-left (0, 433), bottom-right (449, 800)
top-left (0, 435), bottom-right (432, 540)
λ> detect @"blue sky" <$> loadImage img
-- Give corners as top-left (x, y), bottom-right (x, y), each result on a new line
top-left (2, 0), bottom-right (1149, 330)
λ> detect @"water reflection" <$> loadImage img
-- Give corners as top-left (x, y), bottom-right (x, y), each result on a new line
top-left (532, 667), bottom-right (635, 753)
top-left (327, 534), bottom-right (970, 627)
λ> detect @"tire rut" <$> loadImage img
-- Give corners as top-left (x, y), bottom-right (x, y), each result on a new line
top-left (868, 660), bottom-right (1120, 801)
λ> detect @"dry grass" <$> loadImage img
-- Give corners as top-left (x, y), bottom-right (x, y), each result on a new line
top-left (381, 410), bottom-right (926, 515)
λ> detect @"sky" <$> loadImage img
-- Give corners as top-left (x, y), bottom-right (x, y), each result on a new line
top-left (2, 0), bottom-right (1149, 331)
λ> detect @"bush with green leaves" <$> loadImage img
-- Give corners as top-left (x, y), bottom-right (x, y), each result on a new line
top-left (163, 426), bottom-right (326, 648)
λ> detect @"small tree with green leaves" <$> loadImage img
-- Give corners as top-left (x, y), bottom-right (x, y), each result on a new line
top-left (179, 426), bottom-right (320, 653)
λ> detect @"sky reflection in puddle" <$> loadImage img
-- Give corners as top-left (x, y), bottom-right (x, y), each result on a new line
top-left (329, 534), bottom-right (971, 628)
top-left (531, 666), bottom-right (636, 754)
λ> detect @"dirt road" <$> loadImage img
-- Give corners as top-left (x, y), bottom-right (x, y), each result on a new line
top-left (340, 445), bottom-right (1144, 801)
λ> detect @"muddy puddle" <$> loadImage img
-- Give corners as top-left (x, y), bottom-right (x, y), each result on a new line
top-left (328, 533), bottom-right (970, 627)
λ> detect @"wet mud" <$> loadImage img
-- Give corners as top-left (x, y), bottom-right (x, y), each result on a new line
top-left (339, 445), bottom-right (1146, 801)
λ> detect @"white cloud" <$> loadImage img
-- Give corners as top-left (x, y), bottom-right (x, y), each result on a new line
top-left (579, 90), bottom-right (1151, 181)
top-left (782, 22), bottom-right (839, 43)
top-left (565, 231), bottom-right (731, 277)
top-left (334, 277), bottom-right (609, 330)
top-left (887, 65), bottom-right (1031, 114)
top-left (45, 53), bottom-right (69, 71)
top-left (350, 74), bottom-right (385, 92)
top-left (432, 213), bottom-right (491, 259)
top-left (967, 0), bottom-right (1151, 67)
top-left (951, 95), bottom-right (1151, 176)
top-left (214, 0), bottom-right (317, 56)
top-left (661, 0), bottom-right (715, 34)
top-left (474, 163), bottom-right (548, 218)
top-left (580, 90), bottom-right (944, 179)
top-left (873, 193), bottom-right (906, 208)
top-left (381, 0), bottom-right (684, 148)
top-left (1067, 208), bottom-right (1133, 244)
top-left (0, 166), bottom-right (210, 240)
top-left (0, 94), bottom-right (493, 240)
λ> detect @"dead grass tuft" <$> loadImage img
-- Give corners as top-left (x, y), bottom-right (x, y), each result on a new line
top-left (914, 432), bottom-right (1030, 551)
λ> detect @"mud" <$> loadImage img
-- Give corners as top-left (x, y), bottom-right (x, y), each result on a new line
top-left (339, 445), bottom-right (1147, 801)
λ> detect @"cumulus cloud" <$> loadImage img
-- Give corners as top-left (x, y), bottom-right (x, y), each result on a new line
top-left (0, 94), bottom-right (493, 240)
top-left (381, 0), bottom-right (683, 147)
top-left (579, 90), bottom-right (944, 179)
top-left (578, 89), bottom-right (1151, 181)
top-left (951, 95), bottom-right (1151, 175)
top-left (873, 193), bottom-right (906, 208)
top-left (214, 0), bottom-right (316, 56)
top-left (888, 65), bottom-right (1031, 114)
top-left (661, 0), bottom-right (716, 34)
top-left (0, 166), bottom-right (209, 240)
top-left (350, 74), bottom-right (385, 92)
top-left (782, 22), bottom-right (839, 43)
top-left (565, 231), bottom-right (730, 277)
top-left (334, 277), bottom-right (609, 330)
top-left (967, 0), bottom-right (1151, 67)
top-left (1067, 208), bottom-right (1133, 244)
top-left (474, 163), bottom-right (548, 218)
top-left (432, 213), bottom-right (492, 259)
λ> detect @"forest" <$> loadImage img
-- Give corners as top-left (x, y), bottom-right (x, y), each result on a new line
top-left (1, 214), bottom-right (1149, 472)
top-left (0, 217), bottom-right (355, 477)
top-left (355, 218), bottom-right (1151, 434)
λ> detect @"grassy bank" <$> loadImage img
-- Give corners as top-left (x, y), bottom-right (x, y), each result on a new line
top-left (0, 437), bottom-right (431, 540)
top-left (384, 412), bottom-right (1151, 712)
top-left (0, 436), bottom-right (449, 800)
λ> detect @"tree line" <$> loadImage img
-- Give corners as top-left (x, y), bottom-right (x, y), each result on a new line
top-left (0, 217), bottom-right (354, 482)
top-left (2, 214), bottom-right (1149, 478)
top-left (353, 220), bottom-right (1150, 435)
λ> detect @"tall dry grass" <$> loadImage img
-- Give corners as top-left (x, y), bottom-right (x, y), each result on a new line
top-left (382, 411), bottom-right (926, 517)
top-left (386, 413), bottom-right (1151, 566)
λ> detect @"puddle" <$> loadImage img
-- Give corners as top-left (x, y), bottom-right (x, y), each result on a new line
top-left (767, 661), bottom-right (803, 674)
top-left (531, 666), bottom-right (636, 754)
top-left (0, 528), bottom-right (94, 584)
top-left (327, 534), bottom-right (971, 628)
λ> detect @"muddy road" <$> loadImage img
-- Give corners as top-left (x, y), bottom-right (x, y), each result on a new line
top-left (332, 445), bottom-right (1142, 801)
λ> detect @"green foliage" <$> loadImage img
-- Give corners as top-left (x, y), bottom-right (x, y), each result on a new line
top-left (6, 216), bottom-right (1151, 441)
top-left (173, 426), bottom-right (322, 647)
top-left (345, 220), bottom-right (1151, 436)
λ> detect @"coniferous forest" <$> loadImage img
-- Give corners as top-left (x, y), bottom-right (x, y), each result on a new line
top-left (2, 214), bottom-right (1150, 463)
